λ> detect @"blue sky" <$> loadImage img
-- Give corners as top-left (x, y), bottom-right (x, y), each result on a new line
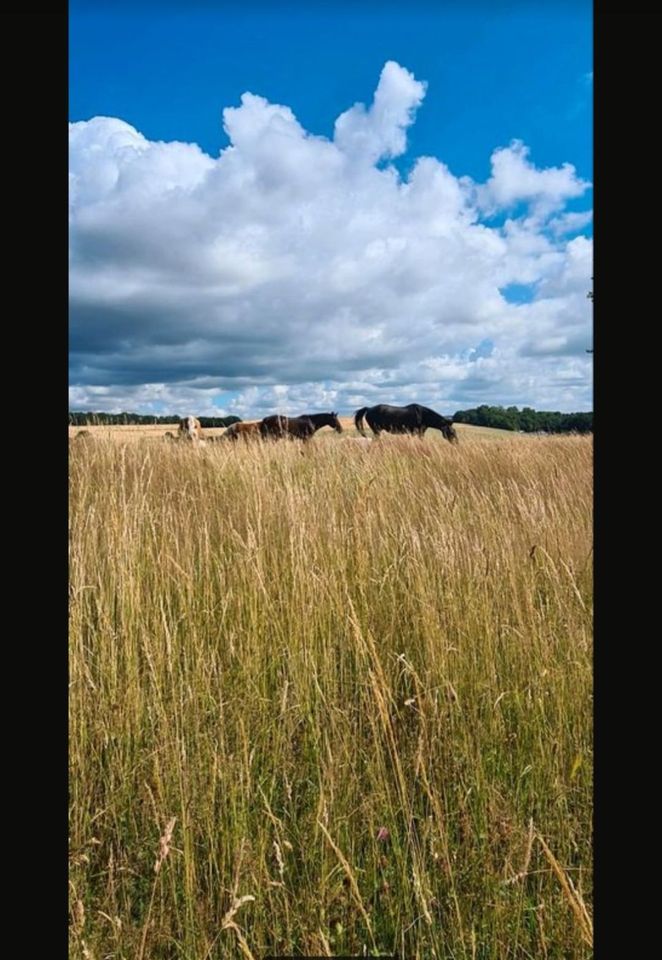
top-left (69, 2), bottom-right (593, 416)
top-left (71, 3), bottom-right (592, 191)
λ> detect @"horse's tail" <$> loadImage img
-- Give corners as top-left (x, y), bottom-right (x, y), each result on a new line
top-left (354, 407), bottom-right (368, 436)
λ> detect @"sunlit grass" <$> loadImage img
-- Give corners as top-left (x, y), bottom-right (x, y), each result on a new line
top-left (69, 432), bottom-right (592, 959)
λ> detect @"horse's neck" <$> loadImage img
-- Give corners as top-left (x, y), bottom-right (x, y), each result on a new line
top-left (423, 409), bottom-right (443, 427)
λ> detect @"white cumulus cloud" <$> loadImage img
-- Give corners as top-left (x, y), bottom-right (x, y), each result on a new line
top-left (69, 61), bottom-right (593, 417)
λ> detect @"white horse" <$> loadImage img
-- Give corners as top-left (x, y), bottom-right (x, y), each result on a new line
top-left (346, 436), bottom-right (374, 450)
top-left (177, 416), bottom-right (207, 445)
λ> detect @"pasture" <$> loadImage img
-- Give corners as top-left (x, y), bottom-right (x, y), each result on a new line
top-left (68, 419), bottom-right (514, 443)
top-left (69, 429), bottom-right (592, 959)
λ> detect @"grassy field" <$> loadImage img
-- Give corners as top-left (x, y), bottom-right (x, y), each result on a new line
top-left (68, 420), bottom-right (521, 444)
top-left (69, 429), bottom-right (592, 959)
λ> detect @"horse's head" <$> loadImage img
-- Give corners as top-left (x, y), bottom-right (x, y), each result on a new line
top-left (179, 416), bottom-right (201, 441)
top-left (330, 411), bottom-right (343, 433)
top-left (444, 420), bottom-right (459, 444)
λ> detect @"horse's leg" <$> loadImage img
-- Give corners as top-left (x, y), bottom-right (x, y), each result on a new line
top-left (367, 416), bottom-right (380, 437)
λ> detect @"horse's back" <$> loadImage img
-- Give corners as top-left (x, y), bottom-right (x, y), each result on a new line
top-left (374, 403), bottom-right (416, 416)
top-left (371, 403), bottom-right (416, 420)
top-left (293, 415), bottom-right (315, 438)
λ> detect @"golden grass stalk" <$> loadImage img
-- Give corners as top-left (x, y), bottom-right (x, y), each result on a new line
top-left (69, 430), bottom-right (592, 958)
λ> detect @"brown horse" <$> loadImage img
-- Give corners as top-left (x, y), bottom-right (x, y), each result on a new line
top-left (260, 412), bottom-right (343, 442)
top-left (224, 421), bottom-right (263, 441)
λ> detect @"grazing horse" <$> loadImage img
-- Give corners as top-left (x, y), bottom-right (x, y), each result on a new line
top-left (178, 416), bottom-right (205, 443)
top-left (354, 403), bottom-right (458, 442)
top-left (260, 414), bottom-right (316, 442)
top-left (260, 411), bottom-right (343, 442)
top-left (306, 412), bottom-right (343, 435)
top-left (224, 421), bottom-right (263, 441)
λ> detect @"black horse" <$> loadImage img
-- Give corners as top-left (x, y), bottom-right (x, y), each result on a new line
top-left (354, 403), bottom-right (458, 442)
top-left (260, 411), bottom-right (343, 442)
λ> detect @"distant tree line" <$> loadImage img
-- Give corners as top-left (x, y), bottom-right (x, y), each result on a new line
top-left (453, 405), bottom-right (592, 434)
top-left (70, 406), bottom-right (592, 434)
top-left (69, 412), bottom-right (242, 428)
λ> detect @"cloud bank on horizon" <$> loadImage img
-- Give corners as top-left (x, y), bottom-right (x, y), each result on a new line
top-left (69, 61), bottom-right (593, 417)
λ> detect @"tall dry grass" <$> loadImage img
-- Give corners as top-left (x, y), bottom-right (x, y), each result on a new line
top-left (69, 433), bottom-right (592, 959)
